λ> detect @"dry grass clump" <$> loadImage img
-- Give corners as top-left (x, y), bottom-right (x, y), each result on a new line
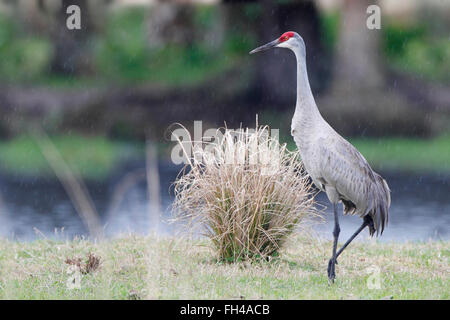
top-left (172, 125), bottom-right (318, 261)
top-left (65, 252), bottom-right (101, 274)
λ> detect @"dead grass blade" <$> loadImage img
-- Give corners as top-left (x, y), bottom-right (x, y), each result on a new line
top-left (31, 128), bottom-right (103, 239)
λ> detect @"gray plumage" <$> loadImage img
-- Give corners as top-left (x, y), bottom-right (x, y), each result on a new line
top-left (285, 33), bottom-right (391, 236)
top-left (294, 128), bottom-right (391, 236)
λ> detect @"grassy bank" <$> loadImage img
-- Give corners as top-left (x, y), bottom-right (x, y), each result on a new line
top-left (0, 134), bottom-right (142, 180)
top-left (0, 134), bottom-right (449, 181)
top-left (283, 134), bottom-right (450, 173)
top-left (0, 236), bottom-right (448, 299)
top-left (349, 135), bottom-right (450, 173)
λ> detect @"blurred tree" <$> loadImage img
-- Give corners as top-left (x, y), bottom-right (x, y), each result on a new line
top-left (147, 1), bottom-right (225, 52)
top-left (250, 0), bottom-right (325, 108)
top-left (147, 1), bottom-right (196, 48)
top-left (332, 0), bottom-right (383, 91)
top-left (319, 0), bottom-right (429, 136)
top-left (13, 0), bottom-right (105, 76)
top-left (50, 0), bottom-right (92, 75)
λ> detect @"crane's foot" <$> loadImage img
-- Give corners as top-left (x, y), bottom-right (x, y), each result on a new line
top-left (327, 258), bottom-right (337, 283)
top-left (327, 258), bottom-right (338, 274)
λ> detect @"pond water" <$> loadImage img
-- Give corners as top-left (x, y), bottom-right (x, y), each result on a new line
top-left (0, 162), bottom-right (448, 242)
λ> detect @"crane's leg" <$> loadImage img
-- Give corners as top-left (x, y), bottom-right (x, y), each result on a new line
top-left (328, 203), bottom-right (340, 283)
top-left (335, 216), bottom-right (371, 259)
top-left (335, 219), bottom-right (369, 259)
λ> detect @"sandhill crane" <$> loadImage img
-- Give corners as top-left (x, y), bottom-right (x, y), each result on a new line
top-left (250, 31), bottom-right (391, 283)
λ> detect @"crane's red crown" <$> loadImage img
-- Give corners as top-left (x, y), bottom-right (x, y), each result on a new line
top-left (279, 31), bottom-right (295, 43)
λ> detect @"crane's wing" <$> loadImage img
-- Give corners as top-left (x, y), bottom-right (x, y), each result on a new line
top-left (317, 136), bottom-right (391, 235)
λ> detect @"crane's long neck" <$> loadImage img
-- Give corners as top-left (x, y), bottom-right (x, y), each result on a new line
top-left (292, 47), bottom-right (322, 128)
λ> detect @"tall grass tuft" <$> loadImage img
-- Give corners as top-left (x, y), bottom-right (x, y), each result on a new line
top-left (172, 125), bottom-right (318, 262)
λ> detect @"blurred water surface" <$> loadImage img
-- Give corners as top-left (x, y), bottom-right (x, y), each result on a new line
top-left (0, 161), bottom-right (448, 242)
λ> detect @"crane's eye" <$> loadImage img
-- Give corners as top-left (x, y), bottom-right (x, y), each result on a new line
top-left (280, 36), bottom-right (288, 42)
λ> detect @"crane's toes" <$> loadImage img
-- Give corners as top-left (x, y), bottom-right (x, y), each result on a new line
top-left (327, 258), bottom-right (338, 273)
top-left (327, 258), bottom-right (337, 283)
top-left (327, 268), bottom-right (336, 283)
top-left (327, 266), bottom-right (335, 283)
top-left (328, 258), bottom-right (338, 273)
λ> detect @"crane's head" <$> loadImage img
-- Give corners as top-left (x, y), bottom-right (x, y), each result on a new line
top-left (249, 31), bottom-right (305, 56)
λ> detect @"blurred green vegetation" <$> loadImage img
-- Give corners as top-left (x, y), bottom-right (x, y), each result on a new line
top-left (383, 22), bottom-right (450, 84)
top-left (319, 11), bottom-right (340, 52)
top-left (95, 9), bottom-right (150, 82)
top-left (0, 15), bottom-right (53, 82)
top-left (319, 12), bottom-right (450, 84)
top-left (0, 7), bottom-right (256, 87)
top-left (93, 7), bottom-right (255, 86)
top-left (0, 7), bottom-right (448, 86)
top-left (0, 135), bottom-right (142, 180)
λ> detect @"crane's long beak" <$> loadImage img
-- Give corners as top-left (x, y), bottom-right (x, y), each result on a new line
top-left (249, 39), bottom-right (279, 54)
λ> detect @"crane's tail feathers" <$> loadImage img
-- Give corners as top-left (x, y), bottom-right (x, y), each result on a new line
top-left (371, 175), bottom-right (391, 236)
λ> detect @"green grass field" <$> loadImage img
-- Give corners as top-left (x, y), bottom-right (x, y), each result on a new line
top-left (0, 236), bottom-right (448, 299)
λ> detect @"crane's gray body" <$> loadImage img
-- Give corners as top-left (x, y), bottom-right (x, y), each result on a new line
top-left (285, 33), bottom-right (391, 235)
top-left (250, 31), bottom-right (391, 281)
